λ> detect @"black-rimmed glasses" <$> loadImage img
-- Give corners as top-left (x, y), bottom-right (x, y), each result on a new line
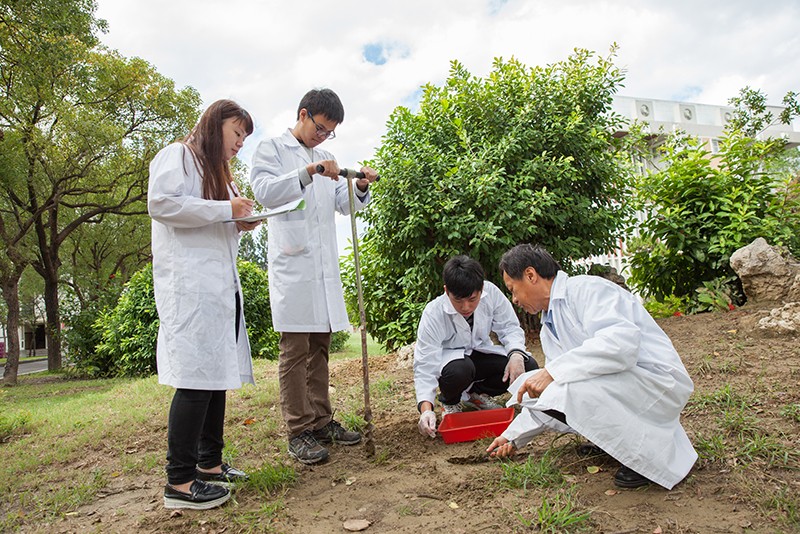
top-left (307, 111), bottom-right (336, 140)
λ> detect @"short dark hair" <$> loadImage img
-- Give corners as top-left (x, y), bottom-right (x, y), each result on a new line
top-left (296, 88), bottom-right (344, 124)
top-left (499, 244), bottom-right (560, 280)
top-left (443, 256), bottom-right (485, 298)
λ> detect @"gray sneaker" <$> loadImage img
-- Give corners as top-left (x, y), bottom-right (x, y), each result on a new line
top-left (312, 419), bottom-right (362, 446)
top-left (288, 430), bottom-right (329, 465)
top-left (442, 402), bottom-right (462, 416)
top-left (463, 392), bottom-right (503, 411)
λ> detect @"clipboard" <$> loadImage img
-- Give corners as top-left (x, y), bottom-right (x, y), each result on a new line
top-left (227, 198), bottom-right (306, 222)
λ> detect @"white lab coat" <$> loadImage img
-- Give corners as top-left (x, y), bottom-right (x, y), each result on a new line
top-left (148, 143), bottom-right (254, 390)
top-left (413, 281), bottom-right (528, 407)
top-left (502, 271), bottom-right (697, 490)
top-left (249, 130), bottom-right (370, 332)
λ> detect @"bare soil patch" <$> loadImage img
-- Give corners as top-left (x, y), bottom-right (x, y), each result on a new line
top-left (31, 306), bottom-right (800, 533)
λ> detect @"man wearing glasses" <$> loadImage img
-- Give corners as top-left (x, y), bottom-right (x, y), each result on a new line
top-left (250, 88), bottom-right (378, 464)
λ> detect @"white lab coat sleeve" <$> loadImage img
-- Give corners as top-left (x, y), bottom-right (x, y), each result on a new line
top-left (249, 138), bottom-right (305, 209)
top-left (413, 306), bottom-right (448, 408)
top-left (546, 281), bottom-right (642, 384)
top-left (501, 408), bottom-right (548, 448)
top-left (487, 284), bottom-right (527, 354)
top-left (147, 144), bottom-right (232, 228)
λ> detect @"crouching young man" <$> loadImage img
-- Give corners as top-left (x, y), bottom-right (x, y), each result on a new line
top-left (414, 255), bottom-right (538, 438)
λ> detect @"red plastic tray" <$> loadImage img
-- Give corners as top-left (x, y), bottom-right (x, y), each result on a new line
top-left (438, 407), bottom-right (515, 444)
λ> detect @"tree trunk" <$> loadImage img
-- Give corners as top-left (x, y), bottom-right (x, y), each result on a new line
top-left (2, 275), bottom-right (23, 386)
top-left (43, 273), bottom-right (61, 370)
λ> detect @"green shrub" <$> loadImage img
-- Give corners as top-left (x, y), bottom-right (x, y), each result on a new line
top-left (629, 88), bottom-right (800, 301)
top-left (237, 260), bottom-right (280, 359)
top-left (643, 294), bottom-right (688, 318)
top-left (94, 264), bottom-right (159, 377)
top-left (344, 50), bottom-right (637, 349)
top-left (329, 330), bottom-right (351, 353)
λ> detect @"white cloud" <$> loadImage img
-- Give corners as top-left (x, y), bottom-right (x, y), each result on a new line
top-left (94, 0), bottom-right (800, 254)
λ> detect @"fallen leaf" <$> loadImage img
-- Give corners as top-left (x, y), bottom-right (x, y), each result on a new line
top-left (65, 512), bottom-right (78, 517)
top-left (604, 489), bottom-right (618, 496)
top-left (653, 527), bottom-right (662, 534)
top-left (343, 519), bottom-right (370, 531)
top-left (726, 329), bottom-right (737, 334)
top-left (242, 418), bottom-right (256, 425)
top-left (169, 510), bottom-right (183, 518)
top-left (586, 466), bottom-right (600, 474)
top-left (448, 501), bottom-right (460, 509)
top-left (345, 478), bottom-right (356, 486)
top-left (739, 520), bottom-right (752, 528)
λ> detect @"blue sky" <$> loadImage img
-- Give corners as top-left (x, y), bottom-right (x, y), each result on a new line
top-left (95, 0), bottom-right (800, 252)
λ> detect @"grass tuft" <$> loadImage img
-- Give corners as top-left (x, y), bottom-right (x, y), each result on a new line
top-left (516, 489), bottom-right (592, 532)
top-left (500, 450), bottom-right (564, 490)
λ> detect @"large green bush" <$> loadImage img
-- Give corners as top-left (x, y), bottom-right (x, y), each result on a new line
top-left (344, 50), bottom-right (637, 348)
top-left (628, 88), bottom-right (800, 302)
top-left (93, 264), bottom-right (159, 377)
top-left (93, 260), bottom-right (278, 378)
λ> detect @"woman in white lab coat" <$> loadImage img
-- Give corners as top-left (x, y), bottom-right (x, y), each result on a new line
top-left (148, 99), bottom-right (257, 510)
top-left (487, 244), bottom-right (697, 490)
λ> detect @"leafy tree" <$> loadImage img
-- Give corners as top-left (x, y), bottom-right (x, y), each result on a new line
top-left (90, 260), bottom-right (280, 378)
top-left (238, 227), bottom-right (269, 270)
top-left (344, 50), bottom-right (636, 348)
top-left (628, 87), bottom-right (800, 303)
top-left (0, 0), bottom-right (200, 376)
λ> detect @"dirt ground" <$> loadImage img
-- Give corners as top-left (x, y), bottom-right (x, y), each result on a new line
top-left (34, 305), bottom-right (800, 533)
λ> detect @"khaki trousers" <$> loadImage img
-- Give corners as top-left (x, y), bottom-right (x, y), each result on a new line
top-left (278, 331), bottom-right (332, 438)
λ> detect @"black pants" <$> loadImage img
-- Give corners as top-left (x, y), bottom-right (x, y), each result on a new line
top-left (437, 350), bottom-right (539, 405)
top-left (165, 293), bottom-right (240, 485)
top-left (166, 389), bottom-right (226, 485)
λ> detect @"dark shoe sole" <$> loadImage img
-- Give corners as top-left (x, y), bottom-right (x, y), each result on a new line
top-left (614, 477), bottom-right (651, 489)
top-left (163, 491), bottom-right (231, 510)
top-left (315, 436), bottom-right (362, 446)
top-left (613, 467), bottom-right (652, 488)
top-left (289, 450), bottom-right (329, 465)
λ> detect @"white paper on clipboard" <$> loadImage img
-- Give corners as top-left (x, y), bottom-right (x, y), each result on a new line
top-left (227, 198), bottom-right (306, 222)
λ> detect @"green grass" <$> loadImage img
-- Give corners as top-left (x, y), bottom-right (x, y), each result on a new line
top-left (331, 331), bottom-right (384, 361)
top-left (500, 450), bottom-right (564, 490)
top-left (516, 489), bottom-right (593, 533)
top-left (0, 363), bottom-right (292, 531)
top-left (246, 463), bottom-right (297, 496)
top-left (780, 403), bottom-right (800, 423)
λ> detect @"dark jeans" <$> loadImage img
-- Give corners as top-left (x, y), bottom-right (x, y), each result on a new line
top-left (437, 350), bottom-right (539, 405)
top-left (166, 389), bottom-right (227, 485)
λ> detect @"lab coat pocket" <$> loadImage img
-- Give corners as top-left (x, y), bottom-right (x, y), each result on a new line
top-left (275, 219), bottom-right (308, 256)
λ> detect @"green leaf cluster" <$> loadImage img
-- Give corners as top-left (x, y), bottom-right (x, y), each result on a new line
top-left (345, 49), bottom-right (634, 348)
top-left (628, 87), bottom-right (800, 302)
top-left (84, 260), bottom-right (278, 378)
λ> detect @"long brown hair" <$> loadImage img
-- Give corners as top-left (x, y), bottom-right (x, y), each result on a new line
top-left (183, 99), bottom-right (254, 200)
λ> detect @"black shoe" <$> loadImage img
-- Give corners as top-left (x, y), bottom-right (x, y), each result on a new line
top-left (613, 465), bottom-right (651, 488)
top-left (163, 479), bottom-right (231, 510)
top-left (196, 463), bottom-right (249, 486)
top-left (289, 429), bottom-right (329, 465)
top-left (576, 442), bottom-right (608, 458)
top-left (312, 419), bottom-right (362, 446)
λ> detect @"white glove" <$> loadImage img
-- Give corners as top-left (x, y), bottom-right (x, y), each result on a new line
top-left (418, 410), bottom-right (437, 438)
top-left (503, 352), bottom-right (526, 384)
